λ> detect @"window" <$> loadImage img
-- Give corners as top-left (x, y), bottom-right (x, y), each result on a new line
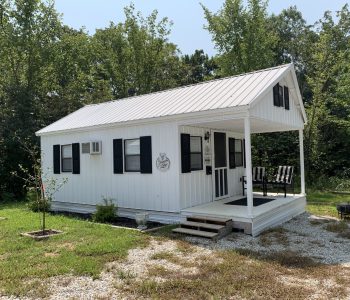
top-left (190, 136), bottom-right (203, 171)
top-left (273, 83), bottom-right (290, 110)
top-left (61, 144), bottom-right (72, 172)
top-left (124, 139), bottom-right (140, 172)
top-left (234, 139), bottom-right (243, 167)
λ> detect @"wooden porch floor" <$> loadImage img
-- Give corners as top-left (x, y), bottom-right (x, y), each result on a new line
top-left (181, 193), bottom-right (306, 236)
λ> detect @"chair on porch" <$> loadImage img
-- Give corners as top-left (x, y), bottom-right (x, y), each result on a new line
top-left (241, 167), bottom-right (267, 196)
top-left (253, 167), bottom-right (267, 196)
top-left (267, 166), bottom-right (294, 197)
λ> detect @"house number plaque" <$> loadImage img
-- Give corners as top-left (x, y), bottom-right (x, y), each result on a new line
top-left (156, 153), bottom-right (170, 171)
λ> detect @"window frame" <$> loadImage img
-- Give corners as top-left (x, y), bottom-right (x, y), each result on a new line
top-left (190, 136), bottom-right (203, 171)
top-left (124, 138), bottom-right (141, 172)
top-left (234, 139), bottom-right (244, 167)
top-left (61, 144), bottom-right (73, 173)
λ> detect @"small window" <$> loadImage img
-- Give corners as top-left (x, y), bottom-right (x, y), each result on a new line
top-left (190, 136), bottom-right (203, 171)
top-left (61, 144), bottom-right (72, 172)
top-left (124, 139), bottom-right (140, 172)
top-left (234, 140), bottom-right (243, 167)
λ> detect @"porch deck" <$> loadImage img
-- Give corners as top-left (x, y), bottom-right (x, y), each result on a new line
top-left (181, 193), bottom-right (306, 236)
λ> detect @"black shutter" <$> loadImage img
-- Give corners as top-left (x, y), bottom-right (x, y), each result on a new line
top-left (243, 139), bottom-right (246, 168)
top-left (229, 138), bottom-right (236, 169)
top-left (273, 83), bottom-right (279, 106)
top-left (181, 133), bottom-right (191, 173)
top-left (284, 86), bottom-right (290, 110)
top-left (140, 136), bottom-right (152, 174)
top-left (113, 139), bottom-right (123, 174)
top-left (72, 143), bottom-right (80, 174)
top-left (53, 144), bottom-right (60, 174)
top-left (278, 85), bottom-right (284, 107)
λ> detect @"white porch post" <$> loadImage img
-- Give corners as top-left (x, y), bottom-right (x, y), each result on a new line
top-left (299, 129), bottom-right (306, 195)
top-left (244, 117), bottom-right (253, 216)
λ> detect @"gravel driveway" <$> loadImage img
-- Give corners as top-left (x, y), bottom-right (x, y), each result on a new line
top-left (186, 212), bottom-right (350, 265)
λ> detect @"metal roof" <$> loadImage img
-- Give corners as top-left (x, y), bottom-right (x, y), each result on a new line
top-left (37, 64), bottom-right (297, 135)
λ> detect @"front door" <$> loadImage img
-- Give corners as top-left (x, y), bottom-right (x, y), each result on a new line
top-left (213, 131), bottom-right (228, 200)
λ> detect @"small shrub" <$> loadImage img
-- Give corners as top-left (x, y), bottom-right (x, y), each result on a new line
top-left (26, 190), bottom-right (51, 212)
top-left (93, 197), bottom-right (118, 223)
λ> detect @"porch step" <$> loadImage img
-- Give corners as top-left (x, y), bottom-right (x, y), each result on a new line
top-left (172, 227), bottom-right (218, 239)
top-left (187, 215), bottom-right (233, 226)
top-left (172, 215), bottom-right (233, 240)
top-left (181, 221), bottom-right (225, 231)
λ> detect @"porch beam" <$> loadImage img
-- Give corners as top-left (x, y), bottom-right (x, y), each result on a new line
top-left (299, 129), bottom-right (306, 194)
top-left (244, 117), bottom-right (253, 216)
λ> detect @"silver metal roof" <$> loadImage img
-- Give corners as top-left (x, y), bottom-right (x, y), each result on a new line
top-left (37, 64), bottom-right (294, 135)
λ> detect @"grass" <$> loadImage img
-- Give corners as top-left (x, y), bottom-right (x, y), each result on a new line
top-left (306, 191), bottom-right (350, 218)
top-left (259, 226), bottom-right (289, 246)
top-left (1, 189), bottom-right (350, 299)
top-left (0, 201), bottom-right (147, 297)
top-left (125, 250), bottom-right (348, 299)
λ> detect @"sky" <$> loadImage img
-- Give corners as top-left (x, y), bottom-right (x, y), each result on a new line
top-left (54, 0), bottom-right (349, 56)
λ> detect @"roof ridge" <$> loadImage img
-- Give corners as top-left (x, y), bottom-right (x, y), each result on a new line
top-left (85, 63), bottom-right (292, 107)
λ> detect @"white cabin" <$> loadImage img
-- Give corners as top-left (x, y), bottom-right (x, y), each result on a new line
top-left (36, 64), bottom-right (307, 236)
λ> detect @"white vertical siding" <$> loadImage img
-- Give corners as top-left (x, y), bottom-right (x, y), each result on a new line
top-left (179, 126), bottom-right (245, 210)
top-left (250, 75), bottom-right (304, 129)
top-left (41, 122), bottom-right (180, 213)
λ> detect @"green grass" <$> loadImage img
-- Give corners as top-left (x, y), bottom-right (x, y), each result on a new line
top-left (306, 191), bottom-right (350, 218)
top-left (0, 201), bottom-right (147, 297)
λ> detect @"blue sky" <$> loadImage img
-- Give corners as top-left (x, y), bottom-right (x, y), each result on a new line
top-left (55, 0), bottom-right (349, 56)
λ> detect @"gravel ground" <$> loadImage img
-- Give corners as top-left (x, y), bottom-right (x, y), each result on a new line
top-left (1, 213), bottom-right (349, 299)
top-left (186, 212), bottom-right (350, 265)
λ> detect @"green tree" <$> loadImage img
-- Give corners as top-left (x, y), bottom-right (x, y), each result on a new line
top-left (181, 49), bottom-right (218, 84)
top-left (305, 5), bottom-right (350, 178)
top-left (202, 0), bottom-right (277, 75)
top-left (92, 4), bottom-right (183, 99)
top-left (0, 0), bottom-right (63, 196)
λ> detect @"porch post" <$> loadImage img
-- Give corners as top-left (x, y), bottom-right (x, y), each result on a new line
top-left (299, 129), bottom-right (306, 195)
top-left (244, 117), bottom-right (253, 216)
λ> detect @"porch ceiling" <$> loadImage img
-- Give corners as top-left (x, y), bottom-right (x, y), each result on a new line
top-left (189, 117), bottom-right (302, 134)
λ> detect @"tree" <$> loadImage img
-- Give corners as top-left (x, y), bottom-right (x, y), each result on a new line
top-left (180, 49), bottom-right (218, 84)
top-left (305, 5), bottom-right (350, 178)
top-left (91, 4), bottom-right (183, 99)
top-left (0, 0), bottom-right (64, 196)
top-left (202, 0), bottom-right (277, 75)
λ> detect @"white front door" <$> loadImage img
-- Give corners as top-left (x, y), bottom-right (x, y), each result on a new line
top-left (212, 131), bottom-right (229, 200)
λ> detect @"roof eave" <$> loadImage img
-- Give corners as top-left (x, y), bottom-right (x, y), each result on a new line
top-left (36, 105), bottom-right (250, 137)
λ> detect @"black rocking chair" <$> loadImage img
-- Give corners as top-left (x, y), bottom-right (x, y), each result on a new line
top-left (241, 167), bottom-right (267, 196)
top-left (267, 166), bottom-right (294, 197)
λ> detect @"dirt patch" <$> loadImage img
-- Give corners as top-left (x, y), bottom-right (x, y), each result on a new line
top-left (44, 252), bottom-right (60, 258)
top-left (21, 229), bottom-right (63, 240)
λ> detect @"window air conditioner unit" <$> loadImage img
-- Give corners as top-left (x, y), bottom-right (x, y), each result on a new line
top-left (90, 141), bottom-right (102, 155)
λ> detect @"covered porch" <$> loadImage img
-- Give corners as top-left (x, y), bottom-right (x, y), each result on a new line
top-left (181, 192), bottom-right (306, 236)
top-left (178, 100), bottom-right (306, 235)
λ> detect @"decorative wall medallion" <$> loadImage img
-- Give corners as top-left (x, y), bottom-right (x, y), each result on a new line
top-left (156, 153), bottom-right (170, 171)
